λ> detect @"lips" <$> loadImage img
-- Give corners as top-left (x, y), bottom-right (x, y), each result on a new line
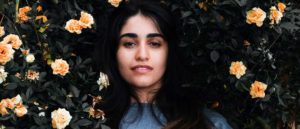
top-left (131, 65), bottom-right (153, 73)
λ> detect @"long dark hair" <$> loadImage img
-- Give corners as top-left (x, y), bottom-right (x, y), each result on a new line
top-left (94, 0), bottom-right (213, 129)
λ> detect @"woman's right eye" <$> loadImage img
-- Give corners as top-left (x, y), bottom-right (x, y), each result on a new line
top-left (123, 42), bottom-right (136, 48)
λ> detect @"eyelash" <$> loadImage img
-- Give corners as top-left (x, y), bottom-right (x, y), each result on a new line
top-left (123, 42), bottom-right (136, 48)
top-left (121, 41), bottom-right (162, 48)
top-left (149, 42), bottom-right (161, 48)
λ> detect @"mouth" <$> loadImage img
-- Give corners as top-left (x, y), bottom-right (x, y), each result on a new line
top-left (131, 65), bottom-right (153, 73)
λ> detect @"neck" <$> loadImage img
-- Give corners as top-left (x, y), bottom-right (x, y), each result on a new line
top-left (134, 89), bottom-right (157, 103)
top-left (132, 83), bottom-right (161, 103)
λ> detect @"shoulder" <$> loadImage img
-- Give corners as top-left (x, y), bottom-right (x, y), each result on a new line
top-left (203, 108), bottom-right (233, 129)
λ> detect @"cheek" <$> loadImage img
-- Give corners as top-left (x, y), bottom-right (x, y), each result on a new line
top-left (116, 49), bottom-right (132, 74)
top-left (153, 49), bottom-right (168, 72)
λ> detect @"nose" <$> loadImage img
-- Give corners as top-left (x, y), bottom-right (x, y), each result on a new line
top-left (135, 42), bottom-right (149, 61)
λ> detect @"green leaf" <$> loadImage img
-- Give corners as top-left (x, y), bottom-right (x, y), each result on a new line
top-left (70, 123), bottom-right (80, 129)
top-left (101, 124), bottom-right (111, 129)
top-left (210, 50), bottom-right (219, 63)
top-left (82, 58), bottom-right (92, 65)
top-left (181, 11), bottom-right (192, 19)
top-left (69, 85), bottom-right (80, 98)
top-left (6, 83), bottom-right (18, 90)
top-left (280, 22), bottom-right (300, 33)
top-left (26, 87), bottom-right (33, 99)
top-left (77, 119), bottom-right (92, 126)
top-left (52, 0), bottom-right (59, 4)
top-left (234, 0), bottom-right (247, 7)
top-left (0, 115), bottom-right (13, 120)
top-left (9, 75), bottom-right (20, 83)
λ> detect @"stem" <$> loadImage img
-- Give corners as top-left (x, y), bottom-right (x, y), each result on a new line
top-left (2, 14), bottom-right (21, 36)
top-left (267, 33), bottom-right (282, 51)
top-left (0, 14), bottom-right (4, 25)
top-left (16, 0), bottom-right (20, 22)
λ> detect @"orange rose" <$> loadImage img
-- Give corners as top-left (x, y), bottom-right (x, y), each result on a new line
top-left (0, 99), bottom-right (9, 116)
top-left (198, 2), bottom-right (208, 11)
top-left (2, 34), bottom-right (23, 49)
top-left (19, 6), bottom-right (31, 13)
top-left (250, 81), bottom-right (267, 98)
top-left (88, 107), bottom-right (105, 119)
top-left (21, 48), bottom-right (30, 56)
top-left (108, 0), bottom-right (122, 7)
top-left (229, 61), bottom-right (247, 79)
top-left (17, 6), bottom-right (32, 23)
top-left (11, 94), bottom-right (22, 105)
top-left (36, 5), bottom-right (42, 12)
top-left (51, 59), bottom-right (70, 76)
top-left (26, 69), bottom-right (40, 80)
top-left (246, 7), bottom-right (266, 27)
top-left (14, 103), bottom-right (27, 117)
top-left (79, 11), bottom-right (95, 29)
top-left (0, 43), bottom-right (15, 65)
top-left (278, 2), bottom-right (286, 13)
top-left (0, 26), bottom-right (5, 37)
top-left (65, 19), bottom-right (83, 34)
top-left (269, 6), bottom-right (283, 25)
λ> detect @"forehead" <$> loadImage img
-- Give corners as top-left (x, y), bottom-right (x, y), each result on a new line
top-left (120, 14), bottom-right (161, 36)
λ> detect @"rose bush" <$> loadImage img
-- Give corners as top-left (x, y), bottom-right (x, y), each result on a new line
top-left (0, 0), bottom-right (299, 129)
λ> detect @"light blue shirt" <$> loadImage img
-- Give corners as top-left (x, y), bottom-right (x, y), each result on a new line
top-left (120, 103), bottom-right (232, 129)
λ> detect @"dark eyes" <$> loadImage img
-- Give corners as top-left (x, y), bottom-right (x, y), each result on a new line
top-left (121, 42), bottom-right (162, 48)
top-left (123, 42), bottom-right (136, 48)
top-left (149, 42), bottom-right (161, 48)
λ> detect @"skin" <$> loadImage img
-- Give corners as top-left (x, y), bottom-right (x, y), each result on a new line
top-left (117, 14), bottom-right (168, 103)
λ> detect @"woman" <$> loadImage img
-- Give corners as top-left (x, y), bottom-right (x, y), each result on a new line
top-left (95, 0), bottom-right (232, 129)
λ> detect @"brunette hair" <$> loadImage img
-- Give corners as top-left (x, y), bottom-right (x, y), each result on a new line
top-left (94, 0), bottom-right (213, 128)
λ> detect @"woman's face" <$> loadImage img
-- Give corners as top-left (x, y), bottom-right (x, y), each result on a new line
top-left (117, 14), bottom-right (168, 91)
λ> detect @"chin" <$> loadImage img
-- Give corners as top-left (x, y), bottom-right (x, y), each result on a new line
top-left (129, 79), bottom-right (161, 89)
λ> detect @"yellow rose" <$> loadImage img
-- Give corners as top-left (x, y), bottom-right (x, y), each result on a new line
top-left (51, 108), bottom-right (72, 129)
top-left (246, 7), bottom-right (266, 27)
top-left (250, 81), bottom-right (267, 98)
top-left (35, 15), bottom-right (48, 23)
top-left (51, 59), bottom-right (70, 76)
top-left (79, 11), bottom-right (95, 29)
top-left (278, 2), bottom-right (286, 13)
top-left (269, 6), bottom-right (283, 25)
top-left (229, 61), bottom-right (247, 79)
top-left (108, 0), bottom-right (122, 7)
top-left (0, 26), bottom-right (5, 37)
top-left (2, 34), bottom-right (23, 49)
top-left (0, 43), bottom-right (15, 65)
top-left (14, 103), bottom-right (27, 117)
top-left (65, 19), bottom-right (83, 34)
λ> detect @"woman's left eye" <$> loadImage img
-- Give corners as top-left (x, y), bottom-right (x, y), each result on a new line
top-left (149, 42), bottom-right (161, 48)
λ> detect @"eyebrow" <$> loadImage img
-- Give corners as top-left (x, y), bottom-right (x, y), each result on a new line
top-left (119, 33), bottom-right (165, 40)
